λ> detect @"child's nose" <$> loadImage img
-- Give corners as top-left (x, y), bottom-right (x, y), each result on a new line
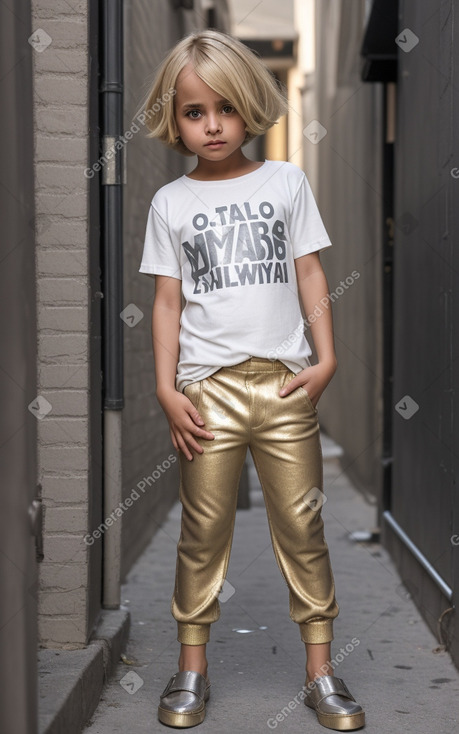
top-left (206, 113), bottom-right (221, 133)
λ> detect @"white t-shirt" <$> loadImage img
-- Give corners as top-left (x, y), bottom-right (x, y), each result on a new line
top-left (139, 159), bottom-right (333, 393)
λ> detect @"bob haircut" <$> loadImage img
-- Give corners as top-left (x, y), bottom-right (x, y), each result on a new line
top-left (139, 29), bottom-right (289, 156)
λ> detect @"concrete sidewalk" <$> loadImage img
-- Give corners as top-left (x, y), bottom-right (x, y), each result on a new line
top-left (82, 433), bottom-right (459, 734)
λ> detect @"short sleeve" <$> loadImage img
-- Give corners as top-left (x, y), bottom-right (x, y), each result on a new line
top-left (289, 174), bottom-right (333, 258)
top-left (138, 199), bottom-right (181, 280)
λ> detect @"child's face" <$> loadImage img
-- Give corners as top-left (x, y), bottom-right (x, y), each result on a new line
top-left (174, 62), bottom-right (247, 161)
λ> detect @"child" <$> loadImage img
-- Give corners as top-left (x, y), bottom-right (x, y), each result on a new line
top-left (139, 28), bottom-right (365, 731)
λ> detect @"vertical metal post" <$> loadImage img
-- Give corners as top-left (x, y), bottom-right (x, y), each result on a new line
top-left (100, 0), bottom-right (124, 608)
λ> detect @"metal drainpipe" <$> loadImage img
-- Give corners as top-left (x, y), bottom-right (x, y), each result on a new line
top-left (100, 0), bottom-right (124, 609)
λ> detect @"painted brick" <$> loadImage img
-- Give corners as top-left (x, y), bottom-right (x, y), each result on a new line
top-left (35, 105), bottom-right (87, 135)
top-left (43, 532), bottom-right (87, 564)
top-left (45, 505), bottom-right (88, 536)
top-left (39, 587), bottom-right (86, 616)
top-left (38, 446), bottom-right (89, 474)
top-left (37, 616), bottom-right (87, 647)
top-left (35, 74), bottom-right (87, 106)
top-left (39, 446), bottom-right (88, 472)
top-left (37, 390), bottom-right (88, 416)
top-left (36, 192), bottom-right (87, 218)
top-left (36, 163), bottom-right (87, 193)
top-left (36, 135), bottom-right (87, 163)
top-left (37, 249), bottom-right (87, 277)
top-left (32, 1), bottom-right (87, 20)
top-left (36, 218), bottom-right (88, 247)
top-left (39, 417), bottom-right (88, 445)
top-left (39, 562), bottom-right (87, 591)
top-left (41, 474), bottom-right (88, 504)
top-left (40, 306), bottom-right (87, 332)
top-left (38, 335), bottom-right (88, 363)
top-left (38, 364), bottom-right (89, 390)
top-left (30, 19), bottom-right (87, 49)
top-left (38, 278), bottom-right (88, 305)
top-left (34, 47), bottom-right (88, 75)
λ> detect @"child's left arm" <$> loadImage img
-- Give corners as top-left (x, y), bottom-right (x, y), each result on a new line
top-left (279, 252), bottom-right (337, 407)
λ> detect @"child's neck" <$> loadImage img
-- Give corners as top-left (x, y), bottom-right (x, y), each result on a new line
top-left (186, 152), bottom-right (263, 181)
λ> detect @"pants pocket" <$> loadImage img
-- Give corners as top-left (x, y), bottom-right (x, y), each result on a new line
top-left (298, 385), bottom-right (318, 413)
top-left (182, 380), bottom-right (202, 412)
top-left (284, 371), bottom-right (318, 414)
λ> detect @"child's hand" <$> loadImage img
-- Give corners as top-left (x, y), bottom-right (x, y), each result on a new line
top-left (279, 360), bottom-right (337, 408)
top-left (156, 388), bottom-right (215, 461)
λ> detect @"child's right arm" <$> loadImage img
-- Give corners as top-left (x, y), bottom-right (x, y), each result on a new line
top-left (152, 275), bottom-right (214, 461)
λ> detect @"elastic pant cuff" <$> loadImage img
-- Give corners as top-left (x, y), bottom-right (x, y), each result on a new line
top-left (177, 623), bottom-right (210, 645)
top-left (299, 620), bottom-right (334, 644)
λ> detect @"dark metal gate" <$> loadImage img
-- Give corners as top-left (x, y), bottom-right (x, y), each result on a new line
top-left (381, 0), bottom-right (459, 667)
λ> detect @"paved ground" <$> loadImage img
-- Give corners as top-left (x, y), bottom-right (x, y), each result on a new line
top-left (83, 433), bottom-right (459, 734)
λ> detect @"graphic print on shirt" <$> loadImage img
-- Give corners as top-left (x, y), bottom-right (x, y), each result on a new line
top-left (181, 200), bottom-right (289, 294)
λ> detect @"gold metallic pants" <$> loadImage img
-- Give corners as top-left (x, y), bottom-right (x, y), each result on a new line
top-left (172, 357), bottom-right (339, 646)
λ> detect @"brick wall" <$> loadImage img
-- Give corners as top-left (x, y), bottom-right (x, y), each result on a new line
top-left (32, 0), bottom-right (90, 647)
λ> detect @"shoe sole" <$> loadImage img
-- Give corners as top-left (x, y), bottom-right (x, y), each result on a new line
top-left (158, 705), bottom-right (206, 728)
top-left (306, 700), bottom-right (365, 730)
top-left (158, 690), bottom-right (210, 728)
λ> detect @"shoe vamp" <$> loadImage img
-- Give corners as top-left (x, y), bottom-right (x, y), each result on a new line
top-left (319, 694), bottom-right (362, 715)
top-left (161, 690), bottom-right (202, 713)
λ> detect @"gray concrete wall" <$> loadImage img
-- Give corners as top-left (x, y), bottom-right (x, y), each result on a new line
top-left (308, 0), bottom-right (384, 504)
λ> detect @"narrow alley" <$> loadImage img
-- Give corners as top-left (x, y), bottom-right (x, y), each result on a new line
top-left (80, 435), bottom-right (459, 734)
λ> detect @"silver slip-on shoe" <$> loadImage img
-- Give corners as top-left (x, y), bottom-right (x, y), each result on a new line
top-left (158, 670), bottom-right (211, 728)
top-left (304, 675), bottom-right (365, 731)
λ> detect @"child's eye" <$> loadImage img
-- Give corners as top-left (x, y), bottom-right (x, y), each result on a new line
top-left (185, 105), bottom-right (235, 119)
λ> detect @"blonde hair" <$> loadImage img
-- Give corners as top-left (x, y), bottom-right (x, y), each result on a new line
top-left (139, 29), bottom-right (288, 156)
